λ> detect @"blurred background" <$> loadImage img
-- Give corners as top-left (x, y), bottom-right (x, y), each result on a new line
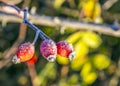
top-left (0, 0), bottom-right (120, 86)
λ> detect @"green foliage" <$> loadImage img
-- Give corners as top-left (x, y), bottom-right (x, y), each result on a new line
top-left (35, 63), bottom-right (56, 86)
top-left (92, 54), bottom-right (110, 70)
top-left (54, 0), bottom-right (65, 9)
top-left (66, 31), bottom-right (110, 84)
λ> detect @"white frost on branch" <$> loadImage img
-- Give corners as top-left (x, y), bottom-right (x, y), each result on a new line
top-left (0, 13), bottom-right (120, 37)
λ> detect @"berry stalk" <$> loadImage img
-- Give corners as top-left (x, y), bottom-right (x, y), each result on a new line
top-left (23, 8), bottom-right (50, 40)
top-left (32, 30), bottom-right (40, 45)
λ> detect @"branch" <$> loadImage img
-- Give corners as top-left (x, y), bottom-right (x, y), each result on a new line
top-left (0, 38), bottom-right (24, 69)
top-left (0, 13), bottom-right (120, 37)
top-left (27, 64), bottom-right (37, 86)
top-left (0, 1), bottom-right (28, 69)
top-left (102, 0), bottom-right (118, 10)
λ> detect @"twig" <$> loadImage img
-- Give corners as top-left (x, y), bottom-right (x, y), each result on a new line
top-left (0, 4), bottom-right (24, 18)
top-left (109, 59), bottom-right (120, 86)
top-left (0, 0), bottom-right (23, 5)
top-left (0, 3), bottom-right (38, 86)
top-left (23, 8), bottom-right (50, 41)
top-left (0, 13), bottom-right (120, 37)
top-left (0, 1), bottom-right (27, 69)
top-left (102, 0), bottom-right (118, 10)
top-left (0, 22), bottom-right (27, 69)
top-left (0, 38), bottom-right (24, 69)
top-left (27, 64), bottom-right (37, 86)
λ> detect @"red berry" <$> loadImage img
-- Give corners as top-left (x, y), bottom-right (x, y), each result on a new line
top-left (26, 54), bottom-right (37, 65)
top-left (12, 42), bottom-right (35, 64)
top-left (40, 39), bottom-right (57, 62)
top-left (56, 41), bottom-right (75, 61)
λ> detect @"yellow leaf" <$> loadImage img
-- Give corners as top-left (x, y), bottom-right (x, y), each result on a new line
top-left (82, 31), bottom-right (102, 49)
top-left (92, 54), bottom-right (110, 70)
top-left (71, 57), bottom-right (88, 71)
top-left (54, 0), bottom-right (65, 9)
top-left (74, 40), bottom-right (89, 58)
top-left (66, 31), bottom-right (84, 44)
top-left (82, 0), bottom-right (95, 17)
top-left (80, 61), bottom-right (97, 84)
top-left (81, 0), bottom-right (102, 22)
top-left (80, 62), bottom-right (92, 76)
top-left (83, 72), bottom-right (97, 84)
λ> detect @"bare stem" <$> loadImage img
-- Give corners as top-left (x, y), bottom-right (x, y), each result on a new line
top-left (0, 4), bottom-right (120, 37)
top-left (32, 30), bottom-right (40, 45)
top-left (27, 63), bottom-right (37, 86)
top-left (23, 8), bottom-right (50, 40)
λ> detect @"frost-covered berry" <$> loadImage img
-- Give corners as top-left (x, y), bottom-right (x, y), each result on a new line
top-left (12, 42), bottom-right (35, 64)
top-left (56, 41), bottom-right (75, 61)
top-left (40, 39), bottom-right (57, 62)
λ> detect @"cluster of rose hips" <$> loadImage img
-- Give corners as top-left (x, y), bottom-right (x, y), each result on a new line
top-left (12, 7), bottom-right (75, 64)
